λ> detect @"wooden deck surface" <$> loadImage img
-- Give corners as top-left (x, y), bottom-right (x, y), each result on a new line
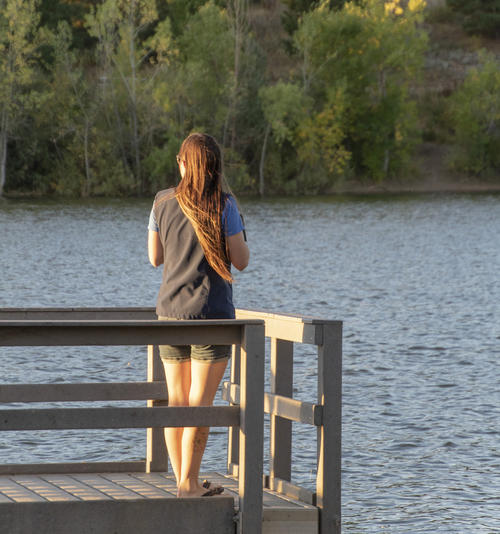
top-left (0, 471), bottom-right (317, 534)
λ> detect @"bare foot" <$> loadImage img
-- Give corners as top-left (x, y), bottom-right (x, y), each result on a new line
top-left (176, 486), bottom-right (206, 498)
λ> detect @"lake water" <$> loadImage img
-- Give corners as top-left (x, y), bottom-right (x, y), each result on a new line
top-left (0, 193), bottom-right (499, 532)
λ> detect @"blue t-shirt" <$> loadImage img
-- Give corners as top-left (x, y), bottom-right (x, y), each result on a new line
top-left (148, 194), bottom-right (245, 237)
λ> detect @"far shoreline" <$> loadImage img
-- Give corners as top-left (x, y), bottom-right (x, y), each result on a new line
top-left (1, 142), bottom-right (499, 200)
top-left (2, 179), bottom-right (500, 201)
top-left (326, 179), bottom-right (500, 197)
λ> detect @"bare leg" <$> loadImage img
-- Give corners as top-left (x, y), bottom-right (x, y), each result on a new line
top-left (162, 360), bottom-right (191, 485)
top-left (177, 358), bottom-right (228, 497)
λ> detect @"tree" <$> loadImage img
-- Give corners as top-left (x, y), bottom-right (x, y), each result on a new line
top-left (293, 0), bottom-right (428, 181)
top-left (258, 0), bottom-right (428, 190)
top-left (0, 0), bottom-right (41, 196)
top-left (155, 0), bottom-right (213, 37)
top-left (224, 0), bottom-right (248, 151)
top-left (259, 81), bottom-right (310, 191)
top-left (39, 21), bottom-right (97, 195)
top-left (39, 0), bottom-right (97, 50)
top-left (151, 1), bottom-right (259, 191)
top-left (449, 52), bottom-right (500, 176)
top-left (281, 0), bottom-right (347, 43)
top-left (85, 0), bottom-right (161, 195)
top-left (176, 2), bottom-right (234, 139)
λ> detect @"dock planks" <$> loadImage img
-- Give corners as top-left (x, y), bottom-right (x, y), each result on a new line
top-left (0, 471), bottom-right (317, 534)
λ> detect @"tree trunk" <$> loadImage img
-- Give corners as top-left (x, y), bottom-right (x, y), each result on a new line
top-left (111, 88), bottom-right (133, 181)
top-left (83, 118), bottom-right (91, 196)
top-left (0, 109), bottom-right (8, 197)
top-left (379, 69), bottom-right (389, 177)
top-left (128, 2), bottom-right (142, 194)
top-left (101, 44), bottom-right (133, 185)
top-left (224, 0), bottom-right (247, 151)
top-left (259, 123), bottom-right (270, 197)
top-left (383, 148), bottom-right (390, 176)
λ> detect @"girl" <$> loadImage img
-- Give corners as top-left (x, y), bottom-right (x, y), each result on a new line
top-left (148, 133), bottom-right (249, 497)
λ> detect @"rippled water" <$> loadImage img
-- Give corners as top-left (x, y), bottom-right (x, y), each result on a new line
top-left (1, 194), bottom-right (499, 532)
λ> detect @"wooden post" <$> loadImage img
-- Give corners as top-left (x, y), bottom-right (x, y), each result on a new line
top-left (269, 338), bottom-right (293, 483)
top-left (238, 324), bottom-right (264, 534)
top-left (316, 323), bottom-right (342, 534)
top-left (227, 344), bottom-right (241, 476)
top-left (146, 345), bottom-right (168, 473)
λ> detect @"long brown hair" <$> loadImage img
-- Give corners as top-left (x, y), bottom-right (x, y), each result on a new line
top-left (176, 133), bottom-right (233, 281)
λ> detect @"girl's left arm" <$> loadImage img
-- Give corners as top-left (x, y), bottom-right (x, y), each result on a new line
top-left (148, 230), bottom-right (164, 267)
top-left (227, 231), bottom-right (249, 271)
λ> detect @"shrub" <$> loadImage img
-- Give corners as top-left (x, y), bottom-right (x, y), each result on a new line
top-left (448, 51), bottom-right (500, 176)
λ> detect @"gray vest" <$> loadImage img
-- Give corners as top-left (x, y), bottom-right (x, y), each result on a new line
top-left (153, 188), bottom-right (234, 319)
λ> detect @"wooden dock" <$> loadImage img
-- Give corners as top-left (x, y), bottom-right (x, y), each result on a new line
top-left (0, 307), bottom-right (342, 533)
top-left (0, 472), bottom-right (318, 534)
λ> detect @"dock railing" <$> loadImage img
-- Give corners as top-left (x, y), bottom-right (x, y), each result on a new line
top-left (0, 307), bottom-right (342, 534)
top-left (228, 309), bottom-right (342, 534)
top-left (0, 308), bottom-right (265, 534)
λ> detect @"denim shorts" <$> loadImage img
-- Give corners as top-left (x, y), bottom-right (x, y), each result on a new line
top-left (158, 316), bottom-right (232, 363)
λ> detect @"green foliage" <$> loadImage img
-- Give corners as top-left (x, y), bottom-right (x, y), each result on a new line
top-left (259, 82), bottom-right (309, 145)
top-left (177, 2), bottom-right (234, 136)
top-left (39, 0), bottom-right (96, 50)
top-left (281, 0), bottom-right (346, 40)
top-left (150, 0), bottom-right (264, 192)
top-left (281, 1), bottom-right (318, 41)
top-left (157, 0), bottom-right (220, 37)
top-left (448, 52), bottom-right (500, 177)
top-left (290, 0), bottom-right (428, 182)
top-left (0, 0), bottom-right (45, 196)
top-left (260, 81), bottom-right (349, 191)
top-left (447, 0), bottom-right (500, 38)
top-left (4, 0), bottom-right (494, 197)
top-left (295, 84), bottom-right (350, 179)
top-left (84, 0), bottom-right (164, 195)
top-left (35, 22), bottom-right (90, 195)
top-left (258, 0), bottom-right (426, 189)
top-left (1, 0), bottom-right (266, 196)
top-left (418, 91), bottom-right (453, 144)
top-left (147, 1), bottom-right (236, 188)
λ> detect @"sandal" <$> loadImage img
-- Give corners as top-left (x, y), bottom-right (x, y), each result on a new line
top-left (202, 479), bottom-right (224, 495)
top-left (202, 486), bottom-right (224, 496)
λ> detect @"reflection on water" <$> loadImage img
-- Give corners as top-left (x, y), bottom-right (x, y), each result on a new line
top-left (1, 194), bottom-right (499, 532)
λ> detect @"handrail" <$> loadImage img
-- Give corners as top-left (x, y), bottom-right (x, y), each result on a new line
top-left (0, 307), bottom-right (157, 319)
top-left (0, 319), bottom-right (253, 346)
top-left (0, 317), bottom-right (265, 534)
top-left (232, 308), bottom-right (342, 534)
top-left (0, 307), bottom-right (342, 534)
top-left (222, 382), bottom-right (323, 426)
top-left (0, 382), bottom-right (166, 403)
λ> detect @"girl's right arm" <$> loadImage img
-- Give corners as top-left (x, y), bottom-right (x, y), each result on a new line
top-left (148, 230), bottom-right (164, 267)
